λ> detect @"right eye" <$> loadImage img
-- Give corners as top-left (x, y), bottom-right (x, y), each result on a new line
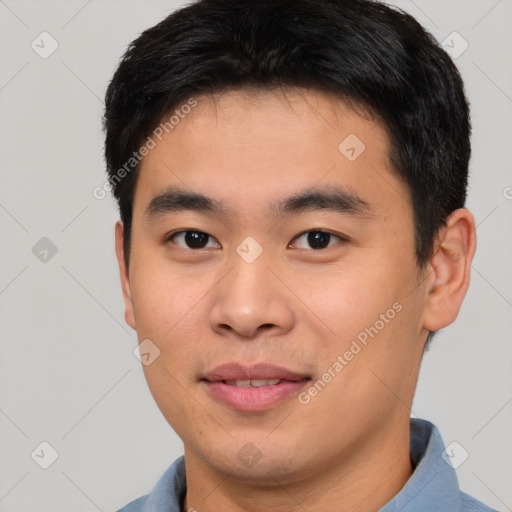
top-left (165, 230), bottom-right (221, 250)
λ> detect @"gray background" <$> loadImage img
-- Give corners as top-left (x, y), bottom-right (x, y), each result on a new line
top-left (0, 0), bottom-right (511, 510)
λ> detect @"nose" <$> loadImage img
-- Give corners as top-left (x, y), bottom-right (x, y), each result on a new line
top-left (208, 253), bottom-right (295, 340)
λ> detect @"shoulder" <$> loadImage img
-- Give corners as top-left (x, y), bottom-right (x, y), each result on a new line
top-left (115, 456), bottom-right (186, 512)
top-left (460, 491), bottom-right (499, 512)
top-left (116, 495), bottom-right (148, 512)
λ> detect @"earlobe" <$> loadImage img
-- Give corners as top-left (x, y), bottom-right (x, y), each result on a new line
top-left (114, 221), bottom-right (137, 330)
top-left (422, 208), bottom-right (477, 332)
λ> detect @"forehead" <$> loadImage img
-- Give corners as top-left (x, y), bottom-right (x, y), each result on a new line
top-left (164, 87), bottom-right (384, 155)
top-left (133, 87), bottom-right (411, 223)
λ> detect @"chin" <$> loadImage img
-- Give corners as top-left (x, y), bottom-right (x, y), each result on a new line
top-left (196, 441), bottom-right (318, 485)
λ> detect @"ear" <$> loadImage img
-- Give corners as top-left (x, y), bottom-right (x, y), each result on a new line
top-left (115, 221), bottom-right (137, 330)
top-left (422, 208), bottom-right (477, 332)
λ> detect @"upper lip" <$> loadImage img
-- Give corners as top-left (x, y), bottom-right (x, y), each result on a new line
top-left (202, 363), bottom-right (310, 382)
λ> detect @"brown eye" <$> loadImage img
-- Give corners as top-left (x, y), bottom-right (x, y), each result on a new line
top-left (291, 230), bottom-right (345, 250)
top-left (168, 230), bottom-right (220, 249)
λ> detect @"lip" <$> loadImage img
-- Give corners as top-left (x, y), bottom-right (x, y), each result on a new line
top-left (203, 363), bottom-right (309, 382)
top-left (202, 363), bottom-right (311, 412)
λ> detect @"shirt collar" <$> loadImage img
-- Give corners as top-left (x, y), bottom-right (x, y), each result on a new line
top-left (378, 418), bottom-right (462, 511)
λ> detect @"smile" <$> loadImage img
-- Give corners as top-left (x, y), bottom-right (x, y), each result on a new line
top-left (202, 363), bottom-right (311, 411)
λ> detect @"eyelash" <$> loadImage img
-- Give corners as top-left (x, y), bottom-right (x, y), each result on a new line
top-left (164, 229), bottom-right (348, 251)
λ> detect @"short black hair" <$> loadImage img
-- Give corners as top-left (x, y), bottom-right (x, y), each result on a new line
top-left (104, 0), bottom-right (471, 270)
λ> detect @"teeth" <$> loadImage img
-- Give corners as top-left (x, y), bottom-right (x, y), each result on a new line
top-left (250, 379), bottom-right (280, 387)
top-left (224, 379), bottom-right (281, 387)
top-left (227, 379), bottom-right (251, 387)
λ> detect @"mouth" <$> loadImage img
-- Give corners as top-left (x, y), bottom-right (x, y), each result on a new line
top-left (222, 378), bottom-right (282, 387)
top-left (201, 363), bottom-right (311, 412)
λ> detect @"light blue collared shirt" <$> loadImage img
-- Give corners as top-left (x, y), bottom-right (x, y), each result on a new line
top-left (118, 418), bottom-right (497, 512)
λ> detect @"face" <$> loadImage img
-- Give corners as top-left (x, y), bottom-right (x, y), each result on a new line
top-left (117, 88), bottom-right (432, 484)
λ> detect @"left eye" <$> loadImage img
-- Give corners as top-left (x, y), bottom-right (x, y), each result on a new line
top-left (290, 230), bottom-right (344, 250)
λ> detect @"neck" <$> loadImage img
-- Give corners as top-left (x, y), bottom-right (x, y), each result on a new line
top-left (183, 417), bottom-right (413, 512)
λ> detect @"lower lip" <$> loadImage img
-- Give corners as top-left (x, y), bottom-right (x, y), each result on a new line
top-left (204, 380), bottom-right (309, 411)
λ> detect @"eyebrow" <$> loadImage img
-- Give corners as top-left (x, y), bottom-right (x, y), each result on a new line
top-left (144, 184), bottom-right (373, 221)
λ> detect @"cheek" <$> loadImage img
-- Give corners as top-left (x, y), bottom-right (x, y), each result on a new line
top-left (305, 261), bottom-right (402, 346)
top-left (308, 274), bottom-right (423, 421)
top-left (131, 269), bottom-right (207, 413)
top-left (129, 257), bottom-right (210, 340)
top-left (303, 257), bottom-right (420, 397)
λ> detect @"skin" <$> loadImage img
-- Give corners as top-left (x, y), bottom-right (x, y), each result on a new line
top-left (115, 88), bottom-right (476, 512)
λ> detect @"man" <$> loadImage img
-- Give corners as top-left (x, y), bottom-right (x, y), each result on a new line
top-left (103, 0), bottom-right (496, 510)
